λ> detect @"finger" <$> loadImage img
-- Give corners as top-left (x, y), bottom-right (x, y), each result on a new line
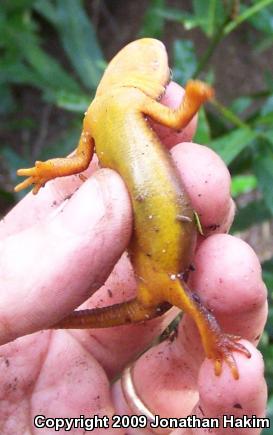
top-left (189, 342), bottom-right (267, 435)
top-left (167, 344), bottom-right (267, 435)
top-left (0, 330), bottom-right (122, 433)
top-left (188, 234), bottom-right (268, 343)
top-left (150, 81), bottom-right (198, 148)
top-left (0, 169), bottom-right (132, 345)
top-left (112, 335), bottom-right (201, 425)
top-left (173, 233), bottom-right (267, 382)
top-left (31, 330), bottom-right (122, 433)
top-left (171, 142), bottom-right (234, 235)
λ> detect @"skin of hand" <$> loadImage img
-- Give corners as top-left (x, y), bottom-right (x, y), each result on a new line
top-left (0, 82), bottom-right (268, 434)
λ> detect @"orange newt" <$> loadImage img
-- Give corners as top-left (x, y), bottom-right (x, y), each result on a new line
top-left (15, 38), bottom-right (250, 379)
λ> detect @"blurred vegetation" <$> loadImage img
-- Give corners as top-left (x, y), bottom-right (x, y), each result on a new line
top-left (1, 0), bottom-right (273, 428)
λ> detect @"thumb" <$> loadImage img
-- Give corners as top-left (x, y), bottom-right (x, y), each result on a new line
top-left (0, 169), bottom-right (132, 345)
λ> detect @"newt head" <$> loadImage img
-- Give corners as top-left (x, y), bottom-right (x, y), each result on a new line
top-left (96, 38), bottom-right (170, 100)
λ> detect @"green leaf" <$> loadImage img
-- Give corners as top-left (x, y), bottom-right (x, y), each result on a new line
top-left (139, 0), bottom-right (165, 38)
top-left (256, 112), bottom-right (273, 126)
top-left (255, 34), bottom-right (273, 53)
top-left (2, 146), bottom-right (31, 170)
top-left (154, 7), bottom-right (200, 30)
top-left (248, 2), bottom-right (273, 35)
top-left (231, 174), bottom-right (257, 197)
top-left (194, 107), bottom-right (211, 144)
top-left (192, 0), bottom-right (225, 36)
top-left (0, 6), bottom-right (82, 96)
top-left (0, 188), bottom-right (15, 206)
top-left (0, 85), bottom-right (16, 114)
top-left (0, 59), bottom-right (40, 86)
top-left (262, 342), bottom-right (273, 400)
top-left (33, 0), bottom-right (56, 24)
top-left (2, 147), bottom-right (32, 201)
top-left (224, 0), bottom-right (273, 36)
top-left (207, 0), bottom-right (217, 36)
top-left (172, 39), bottom-right (197, 84)
top-left (256, 93), bottom-right (273, 127)
top-left (267, 393), bottom-right (273, 414)
top-left (210, 127), bottom-right (256, 165)
top-left (230, 96), bottom-right (253, 115)
top-left (254, 146), bottom-right (273, 213)
top-left (40, 124), bottom-right (82, 160)
top-left (24, 45), bottom-right (82, 94)
top-left (1, 116), bottom-right (35, 133)
top-left (262, 393), bottom-right (273, 433)
top-left (204, 68), bottom-right (215, 85)
top-left (0, 7), bottom-right (39, 53)
top-left (52, 90), bottom-right (91, 113)
top-left (35, 0), bottom-right (104, 90)
top-left (263, 257), bottom-right (273, 293)
top-left (264, 309), bottom-right (273, 346)
top-left (261, 94), bottom-right (273, 115)
top-left (2, 0), bottom-right (36, 13)
top-left (231, 199), bottom-right (272, 233)
top-left (260, 128), bottom-right (273, 146)
top-left (265, 71), bottom-right (273, 90)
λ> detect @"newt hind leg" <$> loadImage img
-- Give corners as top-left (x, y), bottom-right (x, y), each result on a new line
top-left (163, 279), bottom-right (251, 379)
top-left (15, 131), bottom-right (94, 194)
top-left (50, 275), bottom-right (250, 379)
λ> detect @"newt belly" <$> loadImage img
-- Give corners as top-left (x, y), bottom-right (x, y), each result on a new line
top-left (89, 86), bottom-right (196, 306)
top-left (15, 38), bottom-right (250, 379)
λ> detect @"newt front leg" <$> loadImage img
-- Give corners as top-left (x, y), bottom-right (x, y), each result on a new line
top-left (15, 121), bottom-right (94, 194)
top-left (142, 80), bottom-right (214, 129)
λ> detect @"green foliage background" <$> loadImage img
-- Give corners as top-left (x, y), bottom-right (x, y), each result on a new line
top-left (1, 0), bottom-right (273, 428)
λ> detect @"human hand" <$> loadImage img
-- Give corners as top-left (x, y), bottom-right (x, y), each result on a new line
top-left (0, 83), bottom-right (267, 434)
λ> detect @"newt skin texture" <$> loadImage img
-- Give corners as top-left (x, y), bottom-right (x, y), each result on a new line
top-left (15, 38), bottom-right (250, 379)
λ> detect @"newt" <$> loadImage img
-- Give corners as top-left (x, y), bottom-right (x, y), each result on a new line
top-left (15, 38), bottom-right (250, 379)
